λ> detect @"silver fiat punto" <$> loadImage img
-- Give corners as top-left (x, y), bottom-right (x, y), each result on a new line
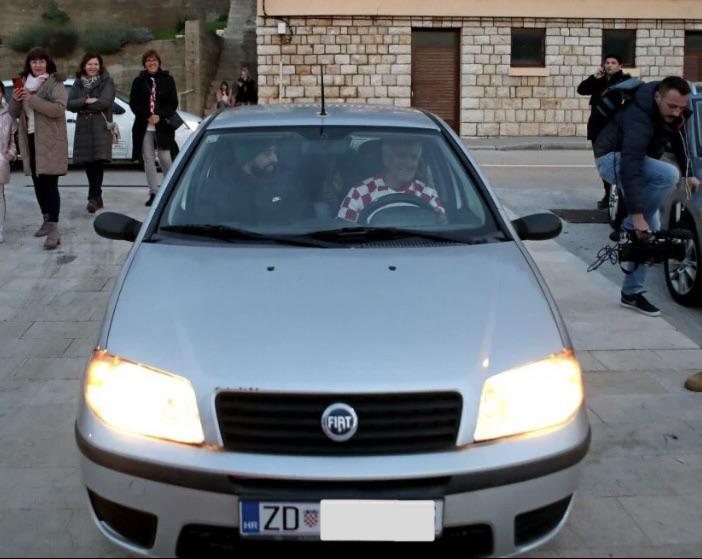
top-left (76, 104), bottom-right (589, 556)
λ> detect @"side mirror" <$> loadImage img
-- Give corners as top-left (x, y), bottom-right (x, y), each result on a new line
top-left (112, 103), bottom-right (126, 115)
top-left (511, 213), bottom-right (562, 241)
top-left (94, 212), bottom-right (142, 242)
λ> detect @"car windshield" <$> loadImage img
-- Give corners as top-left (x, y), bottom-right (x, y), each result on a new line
top-left (158, 127), bottom-right (502, 244)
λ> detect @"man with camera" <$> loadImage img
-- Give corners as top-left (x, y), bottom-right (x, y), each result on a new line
top-left (594, 76), bottom-right (701, 317)
top-left (578, 54), bottom-right (631, 209)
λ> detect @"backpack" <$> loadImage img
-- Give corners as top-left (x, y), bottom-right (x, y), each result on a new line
top-left (593, 77), bottom-right (644, 122)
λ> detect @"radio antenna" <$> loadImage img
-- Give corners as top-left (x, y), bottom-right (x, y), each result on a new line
top-left (320, 65), bottom-right (327, 116)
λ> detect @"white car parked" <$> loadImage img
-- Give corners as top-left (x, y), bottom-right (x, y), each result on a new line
top-left (2, 79), bottom-right (201, 162)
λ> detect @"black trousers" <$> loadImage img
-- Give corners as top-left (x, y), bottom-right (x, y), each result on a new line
top-left (85, 161), bottom-right (104, 200)
top-left (28, 134), bottom-right (60, 223)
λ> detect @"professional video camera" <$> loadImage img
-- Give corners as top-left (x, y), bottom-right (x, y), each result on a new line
top-left (588, 228), bottom-right (692, 272)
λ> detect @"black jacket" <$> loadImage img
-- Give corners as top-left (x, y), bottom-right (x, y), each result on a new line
top-left (594, 81), bottom-right (689, 214)
top-left (577, 70), bottom-right (631, 141)
top-left (235, 78), bottom-right (258, 105)
top-left (129, 69), bottom-right (179, 160)
top-left (67, 72), bottom-right (116, 164)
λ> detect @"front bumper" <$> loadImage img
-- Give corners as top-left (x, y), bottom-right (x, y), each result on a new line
top-left (76, 417), bottom-right (590, 557)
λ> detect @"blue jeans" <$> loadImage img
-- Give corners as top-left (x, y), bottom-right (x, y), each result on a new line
top-left (595, 153), bottom-right (680, 295)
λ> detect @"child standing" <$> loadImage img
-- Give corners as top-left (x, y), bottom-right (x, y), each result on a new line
top-left (0, 82), bottom-right (18, 243)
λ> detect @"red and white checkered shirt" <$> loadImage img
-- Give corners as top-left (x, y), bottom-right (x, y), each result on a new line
top-left (337, 176), bottom-right (446, 223)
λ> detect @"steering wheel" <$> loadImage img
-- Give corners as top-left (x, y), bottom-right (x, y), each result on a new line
top-left (357, 193), bottom-right (441, 226)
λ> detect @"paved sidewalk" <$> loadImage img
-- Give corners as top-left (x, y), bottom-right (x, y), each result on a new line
top-left (0, 171), bottom-right (700, 556)
top-left (463, 136), bottom-right (591, 151)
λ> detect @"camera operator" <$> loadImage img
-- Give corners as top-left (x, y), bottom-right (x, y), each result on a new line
top-left (578, 54), bottom-right (631, 209)
top-left (594, 76), bottom-right (700, 317)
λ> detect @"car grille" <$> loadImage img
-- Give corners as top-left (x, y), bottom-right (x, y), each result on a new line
top-left (215, 392), bottom-right (463, 455)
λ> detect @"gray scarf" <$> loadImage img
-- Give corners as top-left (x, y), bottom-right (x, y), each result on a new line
top-left (81, 75), bottom-right (100, 91)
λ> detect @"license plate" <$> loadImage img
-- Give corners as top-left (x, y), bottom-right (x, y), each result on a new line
top-left (239, 500), bottom-right (443, 541)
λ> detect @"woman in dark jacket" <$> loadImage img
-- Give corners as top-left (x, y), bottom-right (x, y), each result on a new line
top-left (67, 53), bottom-right (116, 213)
top-left (129, 49), bottom-right (179, 206)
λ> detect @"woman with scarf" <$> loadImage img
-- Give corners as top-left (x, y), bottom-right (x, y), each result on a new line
top-left (9, 47), bottom-right (68, 250)
top-left (68, 53), bottom-right (116, 213)
top-left (0, 82), bottom-right (18, 243)
top-left (129, 49), bottom-right (179, 207)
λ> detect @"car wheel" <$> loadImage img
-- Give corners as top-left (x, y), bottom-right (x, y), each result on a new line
top-left (664, 217), bottom-right (702, 307)
top-left (608, 184), bottom-right (627, 230)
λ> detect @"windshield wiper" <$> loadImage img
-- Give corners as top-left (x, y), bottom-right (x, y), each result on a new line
top-left (158, 224), bottom-right (334, 248)
top-left (305, 227), bottom-right (482, 244)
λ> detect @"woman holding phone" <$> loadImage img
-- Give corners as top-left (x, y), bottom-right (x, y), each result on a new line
top-left (68, 53), bottom-right (116, 213)
top-left (9, 47), bottom-right (68, 250)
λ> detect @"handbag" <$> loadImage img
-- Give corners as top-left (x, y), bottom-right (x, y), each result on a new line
top-left (163, 113), bottom-right (184, 130)
top-left (101, 113), bottom-right (121, 145)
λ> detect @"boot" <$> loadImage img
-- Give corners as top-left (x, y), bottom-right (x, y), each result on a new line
top-left (44, 222), bottom-right (60, 250)
top-left (34, 214), bottom-right (50, 237)
top-left (96, 196), bottom-right (104, 210)
top-left (86, 200), bottom-right (98, 214)
top-left (684, 371), bottom-right (702, 392)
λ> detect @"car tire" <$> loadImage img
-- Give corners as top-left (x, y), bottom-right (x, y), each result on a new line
top-left (664, 215), bottom-right (702, 307)
top-left (608, 184), bottom-right (627, 230)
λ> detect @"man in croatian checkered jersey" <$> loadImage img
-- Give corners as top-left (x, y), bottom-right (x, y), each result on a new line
top-left (337, 138), bottom-right (447, 223)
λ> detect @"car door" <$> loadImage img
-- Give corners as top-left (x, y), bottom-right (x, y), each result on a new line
top-left (111, 97), bottom-right (132, 160)
top-left (64, 85), bottom-right (77, 160)
top-left (691, 93), bottom-right (702, 180)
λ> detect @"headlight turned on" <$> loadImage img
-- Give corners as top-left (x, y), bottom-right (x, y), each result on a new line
top-left (474, 350), bottom-right (584, 443)
top-left (84, 350), bottom-right (204, 445)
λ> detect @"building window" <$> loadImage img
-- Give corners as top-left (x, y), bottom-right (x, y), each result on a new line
top-left (602, 29), bottom-right (636, 67)
top-left (685, 31), bottom-right (702, 81)
top-left (511, 28), bottom-right (546, 67)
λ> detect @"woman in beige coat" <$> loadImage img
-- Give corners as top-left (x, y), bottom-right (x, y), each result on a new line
top-left (10, 48), bottom-right (68, 250)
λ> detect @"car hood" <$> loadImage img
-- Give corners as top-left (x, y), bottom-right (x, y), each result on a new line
top-left (105, 242), bottom-right (565, 399)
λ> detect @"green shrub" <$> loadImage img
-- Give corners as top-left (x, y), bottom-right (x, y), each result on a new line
top-left (8, 23), bottom-right (79, 57)
top-left (41, 1), bottom-right (71, 25)
top-left (80, 25), bottom-right (154, 55)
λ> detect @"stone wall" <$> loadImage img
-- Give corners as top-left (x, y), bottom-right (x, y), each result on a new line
top-left (256, 16), bottom-right (702, 137)
top-left (0, 1), bottom-right (230, 35)
top-left (185, 20), bottom-right (223, 115)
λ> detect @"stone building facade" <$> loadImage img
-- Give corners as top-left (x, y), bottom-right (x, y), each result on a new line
top-left (255, 1), bottom-right (702, 137)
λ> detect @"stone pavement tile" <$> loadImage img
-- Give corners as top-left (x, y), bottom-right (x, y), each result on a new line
top-left (0, 322), bottom-right (33, 339)
top-left (0, 468), bottom-right (84, 510)
top-left (589, 420), bottom-right (702, 458)
top-left (0, 403), bottom-right (80, 469)
top-left (13, 304), bottom-right (102, 322)
top-left (619, 495), bottom-right (702, 546)
top-left (50, 264), bottom-right (125, 280)
top-left (590, 350), bottom-right (671, 371)
top-left (587, 393), bottom-right (702, 424)
top-left (569, 323), bottom-right (698, 351)
top-left (63, 338), bottom-right (99, 358)
top-left (0, 359), bottom-right (24, 380)
top-left (526, 545), bottom-right (702, 558)
top-left (21, 321), bottom-right (101, 341)
top-left (2, 277), bottom-right (109, 293)
top-left (560, 497), bottom-right (651, 548)
top-left (0, 508), bottom-right (75, 557)
top-left (575, 350), bottom-right (607, 372)
top-left (650, 369), bottom-right (702, 393)
top-left (0, 380), bottom-right (81, 408)
top-left (583, 370), bottom-right (668, 398)
top-left (649, 454), bottom-right (702, 497)
top-left (0, 337), bottom-right (72, 359)
top-left (578, 454), bottom-right (679, 498)
top-left (653, 349), bottom-right (702, 371)
top-left (11, 358), bottom-right (88, 381)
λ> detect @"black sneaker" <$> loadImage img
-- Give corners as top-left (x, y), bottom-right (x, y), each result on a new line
top-left (597, 195), bottom-right (609, 210)
top-left (145, 194), bottom-right (155, 207)
top-left (620, 292), bottom-right (660, 317)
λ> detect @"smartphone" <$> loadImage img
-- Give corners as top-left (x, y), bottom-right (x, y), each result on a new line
top-left (12, 76), bottom-right (24, 92)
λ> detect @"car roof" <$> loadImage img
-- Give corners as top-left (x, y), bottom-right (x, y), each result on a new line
top-left (208, 104), bottom-right (442, 131)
